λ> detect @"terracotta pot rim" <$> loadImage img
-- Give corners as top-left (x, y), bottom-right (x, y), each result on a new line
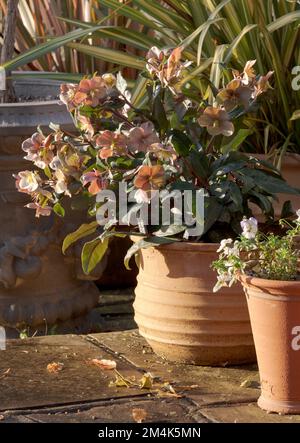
top-left (130, 236), bottom-right (220, 252)
top-left (239, 273), bottom-right (300, 294)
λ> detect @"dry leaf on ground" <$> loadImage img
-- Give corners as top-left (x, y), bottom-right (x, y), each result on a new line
top-left (132, 408), bottom-right (147, 423)
top-left (46, 362), bottom-right (64, 374)
top-left (0, 415), bottom-right (4, 421)
top-left (0, 368), bottom-right (11, 380)
top-left (240, 379), bottom-right (260, 389)
top-left (89, 358), bottom-right (117, 370)
top-left (109, 373), bottom-right (131, 388)
top-left (139, 372), bottom-right (154, 389)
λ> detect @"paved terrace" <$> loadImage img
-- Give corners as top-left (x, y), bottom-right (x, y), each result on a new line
top-left (0, 291), bottom-right (299, 424)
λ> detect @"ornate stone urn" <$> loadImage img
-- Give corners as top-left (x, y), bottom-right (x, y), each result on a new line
top-left (0, 77), bottom-right (100, 330)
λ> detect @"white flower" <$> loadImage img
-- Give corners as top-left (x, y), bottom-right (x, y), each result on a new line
top-left (213, 273), bottom-right (232, 293)
top-left (217, 238), bottom-right (233, 253)
top-left (49, 156), bottom-right (62, 171)
top-left (18, 171), bottom-right (39, 193)
top-left (134, 189), bottom-right (150, 204)
top-left (296, 209), bottom-right (300, 222)
top-left (240, 217), bottom-right (258, 240)
top-left (54, 169), bottom-right (70, 196)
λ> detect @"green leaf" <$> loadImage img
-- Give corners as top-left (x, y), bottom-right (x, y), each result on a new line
top-left (67, 43), bottom-right (145, 70)
top-left (2, 25), bottom-right (105, 71)
top-left (153, 225), bottom-right (186, 237)
top-left (62, 221), bottom-right (99, 254)
top-left (188, 149), bottom-right (210, 179)
top-left (221, 129), bottom-right (253, 154)
top-left (290, 110), bottom-right (300, 121)
top-left (53, 202), bottom-right (65, 218)
top-left (280, 200), bottom-right (295, 218)
top-left (243, 169), bottom-right (300, 195)
top-left (81, 237), bottom-right (109, 275)
top-left (170, 130), bottom-right (192, 157)
top-left (124, 236), bottom-right (178, 270)
top-left (267, 11), bottom-right (300, 33)
top-left (203, 197), bottom-right (223, 234)
top-left (228, 182), bottom-right (243, 210)
top-left (153, 87), bottom-right (169, 133)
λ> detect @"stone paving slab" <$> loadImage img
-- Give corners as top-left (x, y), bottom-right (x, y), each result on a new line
top-left (1, 330), bottom-right (300, 423)
top-left (0, 398), bottom-right (205, 423)
top-left (90, 331), bottom-right (261, 407)
top-left (0, 335), bottom-right (144, 411)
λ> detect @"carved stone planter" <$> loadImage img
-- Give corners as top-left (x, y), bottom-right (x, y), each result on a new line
top-left (0, 77), bottom-right (100, 330)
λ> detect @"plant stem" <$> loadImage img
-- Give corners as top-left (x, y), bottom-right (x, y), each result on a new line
top-left (0, 0), bottom-right (19, 103)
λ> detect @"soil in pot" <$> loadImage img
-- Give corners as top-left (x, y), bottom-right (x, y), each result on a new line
top-left (133, 241), bottom-right (256, 366)
top-left (240, 274), bottom-right (300, 414)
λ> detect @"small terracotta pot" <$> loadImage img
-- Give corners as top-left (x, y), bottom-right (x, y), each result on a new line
top-left (240, 274), bottom-right (300, 414)
top-left (133, 240), bottom-right (256, 366)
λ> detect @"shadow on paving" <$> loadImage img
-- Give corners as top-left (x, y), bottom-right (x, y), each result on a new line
top-left (1, 330), bottom-right (300, 423)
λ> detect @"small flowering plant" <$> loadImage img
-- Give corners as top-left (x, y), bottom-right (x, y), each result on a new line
top-left (213, 211), bottom-right (300, 292)
top-left (15, 46), bottom-right (300, 273)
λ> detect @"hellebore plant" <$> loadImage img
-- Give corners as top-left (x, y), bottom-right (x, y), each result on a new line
top-left (15, 46), bottom-right (300, 274)
top-left (213, 211), bottom-right (300, 292)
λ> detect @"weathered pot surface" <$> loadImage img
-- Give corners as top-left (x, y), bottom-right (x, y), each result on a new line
top-left (0, 78), bottom-right (100, 329)
top-left (133, 240), bottom-right (256, 366)
top-left (240, 274), bottom-right (300, 414)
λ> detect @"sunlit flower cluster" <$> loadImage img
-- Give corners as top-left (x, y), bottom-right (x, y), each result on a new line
top-left (213, 215), bottom-right (300, 291)
top-left (16, 47), bottom-right (272, 224)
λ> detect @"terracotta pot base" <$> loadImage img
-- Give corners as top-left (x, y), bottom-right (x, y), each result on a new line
top-left (258, 396), bottom-right (300, 415)
top-left (140, 335), bottom-right (256, 366)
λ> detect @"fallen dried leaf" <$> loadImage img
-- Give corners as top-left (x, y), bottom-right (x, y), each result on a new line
top-left (109, 375), bottom-right (130, 388)
top-left (46, 362), bottom-right (64, 374)
top-left (240, 379), bottom-right (260, 389)
top-left (140, 372), bottom-right (153, 390)
top-left (163, 382), bottom-right (177, 394)
top-left (132, 408), bottom-right (147, 423)
top-left (0, 368), bottom-right (11, 380)
top-left (89, 358), bottom-right (117, 370)
top-left (0, 415), bottom-right (4, 421)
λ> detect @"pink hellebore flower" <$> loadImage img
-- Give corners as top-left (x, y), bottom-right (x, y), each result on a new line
top-left (198, 107), bottom-right (234, 137)
top-left (82, 170), bottom-right (108, 195)
top-left (128, 122), bottom-right (159, 153)
top-left (22, 132), bottom-right (55, 169)
top-left (26, 202), bottom-right (52, 218)
top-left (59, 83), bottom-right (77, 111)
top-left (242, 60), bottom-right (257, 85)
top-left (74, 77), bottom-right (107, 108)
top-left (254, 71), bottom-right (274, 97)
top-left (134, 165), bottom-right (165, 193)
top-left (240, 217), bottom-right (258, 240)
top-left (76, 114), bottom-right (95, 138)
top-left (53, 169), bottom-right (70, 196)
top-left (95, 130), bottom-right (128, 159)
top-left (149, 143), bottom-right (177, 161)
top-left (15, 171), bottom-right (40, 194)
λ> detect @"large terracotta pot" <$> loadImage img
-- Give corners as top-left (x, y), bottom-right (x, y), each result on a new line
top-left (0, 77), bottom-right (100, 330)
top-left (240, 274), bottom-right (300, 414)
top-left (133, 241), bottom-right (256, 366)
